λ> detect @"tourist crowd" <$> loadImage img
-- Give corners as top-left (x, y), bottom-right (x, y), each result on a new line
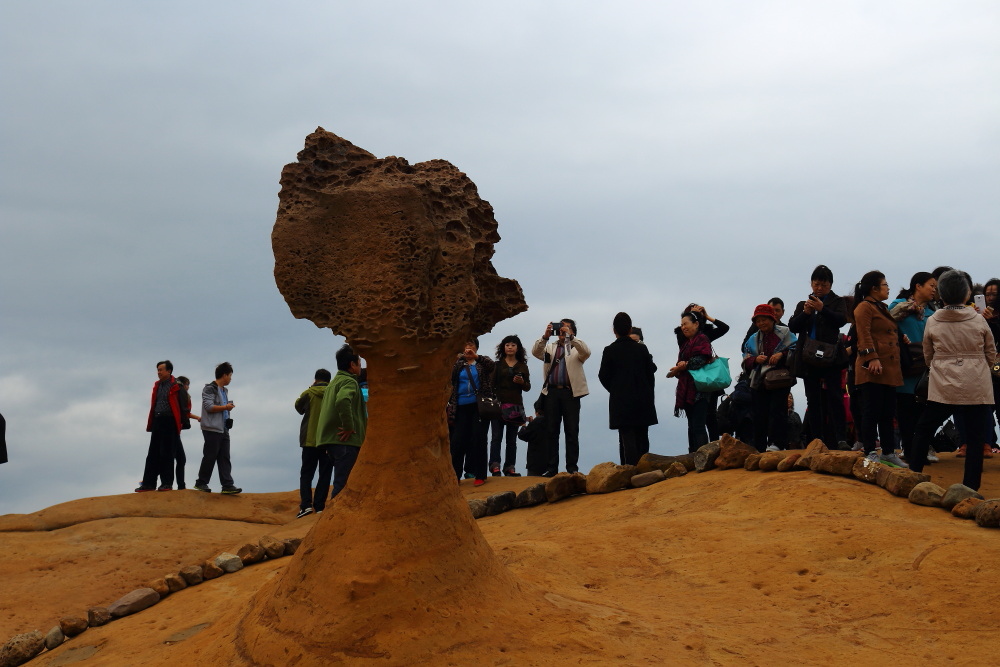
top-left (133, 265), bottom-right (999, 516)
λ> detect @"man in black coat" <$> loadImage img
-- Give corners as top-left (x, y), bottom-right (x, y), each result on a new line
top-left (787, 264), bottom-right (850, 449)
top-left (598, 312), bottom-right (658, 466)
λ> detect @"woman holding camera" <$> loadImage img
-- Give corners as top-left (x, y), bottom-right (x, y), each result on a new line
top-left (448, 338), bottom-right (496, 486)
top-left (489, 335), bottom-right (531, 476)
top-left (853, 270), bottom-right (906, 467)
top-left (909, 270), bottom-right (997, 490)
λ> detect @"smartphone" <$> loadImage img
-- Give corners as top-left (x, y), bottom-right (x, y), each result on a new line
top-left (975, 294), bottom-right (987, 313)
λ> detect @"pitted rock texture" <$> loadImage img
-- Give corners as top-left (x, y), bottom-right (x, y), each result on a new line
top-left (272, 128), bottom-right (527, 353)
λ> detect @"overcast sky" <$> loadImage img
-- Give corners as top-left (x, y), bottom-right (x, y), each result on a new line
top-left (2, 1), bottom-right (998, 515)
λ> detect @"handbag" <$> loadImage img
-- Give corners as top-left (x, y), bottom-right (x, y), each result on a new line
top-left (801, 337), bottom-right (845, 369)
top-left (463, 364), bottom-right (501, 419)
top-left (914, 368), bottom-right (930, 402)
top-left (501, 402), bottom-right (525, 425)
top-left (763, 367), bottom-right (797, 390)
top-left (689, 355), bottom-right (732, 392)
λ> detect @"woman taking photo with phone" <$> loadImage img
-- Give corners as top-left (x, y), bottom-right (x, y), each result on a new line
top-left (853, 271), bottom-right (906, 467)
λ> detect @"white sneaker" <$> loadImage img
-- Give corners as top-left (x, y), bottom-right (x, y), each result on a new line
top-left (927, 448), bottom-right (940, 463)
top-left (880, 452), bottom-right (909, 468)
top-left (865, 451), bottom-right (880, 463)
top-left (766, 445), bottom-right (780, 452)
top-left (852, 442), bottom-right (864, 452)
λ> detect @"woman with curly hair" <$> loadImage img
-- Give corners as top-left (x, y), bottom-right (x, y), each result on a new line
top-left (488, 335), bottom-right (531, 476)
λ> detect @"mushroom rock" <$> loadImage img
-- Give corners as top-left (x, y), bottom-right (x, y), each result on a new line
top-left (226, 129), bottom-right (532, 663)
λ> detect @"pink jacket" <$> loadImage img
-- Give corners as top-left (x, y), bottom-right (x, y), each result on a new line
top-left (923, 307), bottom-right (997, 405)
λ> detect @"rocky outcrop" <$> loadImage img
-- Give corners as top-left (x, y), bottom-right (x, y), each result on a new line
top-left (485, 491), bottom-right (517, 516)
top-left (941, 484), bottom-right (983, 511)
top-left (0, 631), bottom-right (44, 667)
top-left (515, 483), bottom-right (548, 508)
top-left (714, 434), bottom-right (757, 470)
top-left (630, 470), bottom-right (665, 488)
top-left (694, 442), bottom-right (721, 472)
top-left (908, 482), bottom-right (946, 507)
top-left (635, 453), bottom-right (696, 474)
top-left (586, 462), bottom-right (636, 493)
top-left (109, 588), bottom-right (159, 618)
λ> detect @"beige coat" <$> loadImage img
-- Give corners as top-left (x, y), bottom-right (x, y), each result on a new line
top-left (854, 299), bottom-right (903, 387)
top-left (923, 306), bottom-right (997, 405)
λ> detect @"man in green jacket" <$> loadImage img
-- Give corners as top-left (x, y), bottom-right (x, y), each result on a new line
top-left (294, 368), bottom-right (331, 518)
top-left (316, 344), bottom-right (367, 499)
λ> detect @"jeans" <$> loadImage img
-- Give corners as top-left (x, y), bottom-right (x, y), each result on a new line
top-left (751, 387), bottom-right (790, 452)
top-left (300, 446), bottom-right (334, 511)
top-left (450, 403), bottom-right (488, 480)
top-left (329, 444), bottom-right (360, 499)
top-left (489, 417), bottom-right (519, 471)
top-left (684, 399), bottom-right (709, 453)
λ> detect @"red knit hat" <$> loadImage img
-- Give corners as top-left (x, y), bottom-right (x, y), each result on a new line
top-left (752, 304), bottom-right (776, 322)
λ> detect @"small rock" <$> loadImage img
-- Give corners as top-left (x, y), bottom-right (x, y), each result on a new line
top-left (147, 577), bottom-right (170, 598)
top-left (545, 473), bottom-right (581, 502)
top-left (0, 631), bottom-right (44, 667)
top-left (585, 462), bottom-right (636, 493)
top-left (515, 483), bottom-right (548, 508)
top-left (571, 472), bottom-right (589, 495)
top-left (884, 470), bottom-right (931, 498)
top-left (875, 464), bottom-right (897, 488)
top-left (58, 616), bottom-right (88, 638)
top-left (744, 452), bottom-right (762, 471)
top-left (908, 481), bottom-right (946, 507)
top-left (215, 553), bottom-right (243, 573)
top-left (237, 543), bottom-right (266, 564)
top-left (757, 451), bottom-right (786, 471)
top-left (694, 442), bottom-right (721, 472)
top-left (259, 536), bottom-right (285, 560)
top-left (485, 491), bottom-right (517, 516)
top-left (811, 452), bottom-right (860, 476)
top-left (44, 626), bottom-right (64, 650)
top-left (109, 588), bottom-right (160, 618)
top-left (974, 499), bottom-right (1000, 527)
top-left (715, 434), bottom-right (758, 469)
top-left (87, 607), bottom-right (111, 627)
top-left (202, 560), bottom-right (224, 580)
top-left (165, 572), bottom-right (188, 593)
top-left (283, 538), bottom-right (302, 556)
top-left (630, 470), bottom-right (666, 488)
top-left (941, 484), bottom-right (984, 510)
top-left (952, 497), bottom-right (985, 519)
top-left (180, 565), bottom-right (204, 585)
top-left (852, 456), bottom-right (883, 484)
top-left (664, 462), bottom-right (688, 478)
top-left (776, 453), bottom-right (801, 472)
top-left (468, 498), bottom-right (488, 519)
top-left (635, 453), bottom-right (696, 474)
top-left (794, 438), bottom-right (830, 469)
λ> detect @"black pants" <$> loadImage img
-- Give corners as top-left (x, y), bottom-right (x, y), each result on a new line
top-left (175, 438), bottom-right (187, 489)
top-left (618, 427), bottom-right (649, 465)
top-left (895, 393), bottom-right (920, 463)
top-left (684, 399), bottom-right (709, 453)
top-left (329, 444), bottom-right (360, 499)
top-left (489, 417), bottom-right (518, 471)
top-left (545, 388), bottom-right (581, 472)
top-left (859, 383), bottom-right (896, 455)
top-left (911, 402), bottom-right (989, 490)
top-left (751, 387), bottom-right (790, 452)
top-left (196, 429), bottom-right (234, 487)
top-left (706, 393), bottom-right (721, 441)
top-left (803, 368), bottom-right (847, 447)
top-left (300, 446), bottom-right (334, 511)
top-left (450, 403), bottom-right (488, 480)
top-left (142, 415), bottom-right (178, 488)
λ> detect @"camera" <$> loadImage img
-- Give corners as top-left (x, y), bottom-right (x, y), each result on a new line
top-left (550, 322), bottom-right (563, 333)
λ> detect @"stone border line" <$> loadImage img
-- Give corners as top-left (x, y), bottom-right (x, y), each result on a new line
top-left (5, 435), bottom-right (997, 666)
top-left (0, 535), bottom-right (302, 667)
